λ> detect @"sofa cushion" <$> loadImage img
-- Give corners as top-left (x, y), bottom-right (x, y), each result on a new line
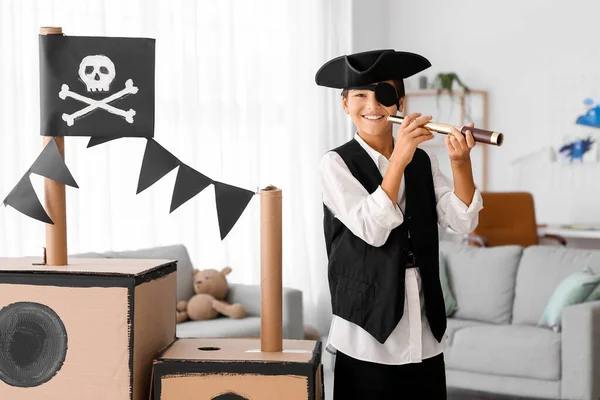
top-left (72, 244), bottom-right (195, 302)
top-left (512, 245), bottom-right (600, 325)
top-left (539, 267), bottom-right (600, 330)
top-left (445, 324), bottom-right (561, 381)
top-left (439, 241), bottom-right (523, 324)
top-left (176, 316), bottom-right (261, 339)
top-left (445, 318), bottom-right (488, 346)
top-left (440, 252), bottom-right (457, 317)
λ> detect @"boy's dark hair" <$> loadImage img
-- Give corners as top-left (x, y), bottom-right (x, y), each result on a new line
top-left (341, 80), bottom-right (405, 101)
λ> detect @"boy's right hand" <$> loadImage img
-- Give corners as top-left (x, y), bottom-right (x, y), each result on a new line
top-left (391, 113), bottom-right (434, 167)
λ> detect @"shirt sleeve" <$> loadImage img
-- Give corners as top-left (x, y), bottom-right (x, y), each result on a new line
top-left (319, 151), bottom-right (404, 247)
top-left (429, 152), bottom-right (483, 234)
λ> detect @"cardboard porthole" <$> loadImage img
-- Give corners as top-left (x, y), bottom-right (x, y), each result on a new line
top-left (0, 302), bottom-right (68, 387)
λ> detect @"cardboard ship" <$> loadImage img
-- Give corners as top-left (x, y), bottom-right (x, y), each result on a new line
top-left (0, 258), bottom-right (176, 399)
top-left (0, 28), bottom-right (323, 399)
top-left (152, 338), bottom-right (323, 400)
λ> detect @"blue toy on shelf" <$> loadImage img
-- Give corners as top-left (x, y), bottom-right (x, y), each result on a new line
top-left (576, 98), bottom-right (600, 128)
top-left (559, 137), bottom-right (595, 162)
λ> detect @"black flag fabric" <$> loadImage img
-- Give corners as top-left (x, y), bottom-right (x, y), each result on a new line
top-left (214, 181), bottom-right (255, 240)
top-left (136, 139), bottom-right (180, 194)
top-left (30, 137), bottom-right (79, 188)
top-left (170, 164), bottom-right (213, 213)
top-left (40, 34), bottom-right (155, 138)
top-left (2, 138), bottom-right (79, 224)
top-left (3, 174), bottom-right (53, 224)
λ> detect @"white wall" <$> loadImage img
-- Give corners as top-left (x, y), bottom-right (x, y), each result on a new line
top-left (352, 0), bottom-right (390, 52)
top-left (381, 0), bottom-right (600, 226)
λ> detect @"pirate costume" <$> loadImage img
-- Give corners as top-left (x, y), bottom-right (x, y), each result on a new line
top-left (316, 49), bottom-right (483, 399)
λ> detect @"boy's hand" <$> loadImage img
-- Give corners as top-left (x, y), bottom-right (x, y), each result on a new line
top-left (391, 113), bottom-right (434, 167)
top-left (446, 122), bottom-right (476, 164)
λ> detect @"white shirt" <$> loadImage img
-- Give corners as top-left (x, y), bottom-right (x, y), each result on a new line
top-left (320, 133), bottom-right (483, 365)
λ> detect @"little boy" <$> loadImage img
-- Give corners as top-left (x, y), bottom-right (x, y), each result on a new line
top-left (316, 49), bottom-right (483, 398)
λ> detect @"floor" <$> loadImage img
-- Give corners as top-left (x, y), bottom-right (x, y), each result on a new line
top-left (320, 342), bottom-right (537, 400)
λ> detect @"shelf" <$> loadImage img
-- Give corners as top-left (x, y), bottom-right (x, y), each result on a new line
top-left (406, 89), bottom-right (488, 96)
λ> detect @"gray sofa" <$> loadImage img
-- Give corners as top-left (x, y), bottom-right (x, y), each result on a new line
top-left (71, 244), bottom-right (304, 340)
top-left (440, 241), bottom-right (600, 400)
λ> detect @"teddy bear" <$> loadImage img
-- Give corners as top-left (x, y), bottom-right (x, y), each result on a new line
top-left (176, 266), bottom-right (247, 323)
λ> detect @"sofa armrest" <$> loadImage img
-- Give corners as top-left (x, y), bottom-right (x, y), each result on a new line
top-left (561, 300), bottom-right (600, 400)
top-left (226, 283), bottom-right (304, 340)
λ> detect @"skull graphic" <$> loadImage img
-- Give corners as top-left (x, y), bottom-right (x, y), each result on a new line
top-left (78, 55), bottom-right (116, 92)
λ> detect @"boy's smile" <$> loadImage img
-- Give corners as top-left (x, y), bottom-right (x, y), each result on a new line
top-left (362, 114), bottom-right (385, 122)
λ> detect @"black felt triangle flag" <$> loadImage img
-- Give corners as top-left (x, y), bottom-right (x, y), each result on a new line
top-left (170, 164), bottom-right (213, 213)
top-left (3, 173), bottom-right (53, 224)
top-left (136, 139), bottom-right (180, 194)
top-left (30, 138), bottom-right (79, 188)
top-left (214, 181), bottom-right (255, 240)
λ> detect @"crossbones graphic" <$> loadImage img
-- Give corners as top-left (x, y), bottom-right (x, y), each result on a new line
top-left (58, 55), bottom-right (138, 126)
top-left (59, 79), bottom-right (138, 126)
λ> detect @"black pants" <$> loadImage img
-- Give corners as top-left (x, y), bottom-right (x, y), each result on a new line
top-left (333, 351), bottom-right (447, 399)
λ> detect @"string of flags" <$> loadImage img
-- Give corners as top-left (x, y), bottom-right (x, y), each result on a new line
top-left (2, 137), bottom-right (255, 240)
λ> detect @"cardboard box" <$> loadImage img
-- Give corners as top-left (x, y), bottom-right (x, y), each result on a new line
top-left (0, 257), bottom-right (177, 400)
top-left (152, 338), bottom-right (324, 400)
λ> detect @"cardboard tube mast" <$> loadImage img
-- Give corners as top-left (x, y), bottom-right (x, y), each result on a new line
top-left (40, 26), bottom-right (68, 266)
top-left (260, 185), bottom-right (283, 352)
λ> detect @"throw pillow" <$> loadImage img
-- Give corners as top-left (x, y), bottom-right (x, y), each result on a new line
top-left (539, 267), bottom-right (600, 330)
top-left (585, 281), bottom-right (600, 302)
top-left (439, 253), bottom-right (458, 317)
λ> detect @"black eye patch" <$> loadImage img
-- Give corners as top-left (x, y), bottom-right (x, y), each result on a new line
top-left (347, 83), bottom-right (399, 108)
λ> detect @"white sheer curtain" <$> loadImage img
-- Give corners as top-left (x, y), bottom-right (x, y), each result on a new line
top-left (0, 0), bottom-right (353, 334)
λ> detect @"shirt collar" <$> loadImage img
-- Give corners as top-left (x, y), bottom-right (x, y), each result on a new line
top-left (353, 132), bottom-right (392, 170)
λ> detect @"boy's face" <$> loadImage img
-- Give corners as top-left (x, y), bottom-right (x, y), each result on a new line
top-left (342, 80), bottom-right (404, 138)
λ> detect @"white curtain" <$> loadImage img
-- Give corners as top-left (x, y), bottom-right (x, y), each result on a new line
top-left (0, 0), bottom-right (353, 334)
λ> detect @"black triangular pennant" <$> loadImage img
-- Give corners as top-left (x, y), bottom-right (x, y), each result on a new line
top-left (170, 164), bottom-right (213, 213)
top-left (30, 137), bottom-right (78, 188)
top-left (136, 139), bottom-right (180, 194)
top-left (87, 136), bottom-right (122, 148)
top-left (214, 182), bottom-right (255, 240)
top-left (3, 173), bottom-right (53, 224)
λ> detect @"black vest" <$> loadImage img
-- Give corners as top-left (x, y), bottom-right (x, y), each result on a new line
top-left (323, 138), bottom-right (446, 344)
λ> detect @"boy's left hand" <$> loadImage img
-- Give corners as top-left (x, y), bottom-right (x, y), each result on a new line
top-left (446, 122), bottom-right (476, 163)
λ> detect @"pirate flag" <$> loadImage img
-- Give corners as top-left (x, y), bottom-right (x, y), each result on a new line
top-left (1, 33), bottom-right (254, 240)
top-left (39, 34), bottom-right (155, 138)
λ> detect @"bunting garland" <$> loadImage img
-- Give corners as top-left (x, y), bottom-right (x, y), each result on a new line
top-left (1, 137), bottom-right (255, 240)
top-left (134, 138), bottom-right (255, 240)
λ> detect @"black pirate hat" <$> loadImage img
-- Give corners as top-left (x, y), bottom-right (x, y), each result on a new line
top-left (315, 49), bottom-right (431, 108)
top-left (315, 49), bottom-right (431, 88)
